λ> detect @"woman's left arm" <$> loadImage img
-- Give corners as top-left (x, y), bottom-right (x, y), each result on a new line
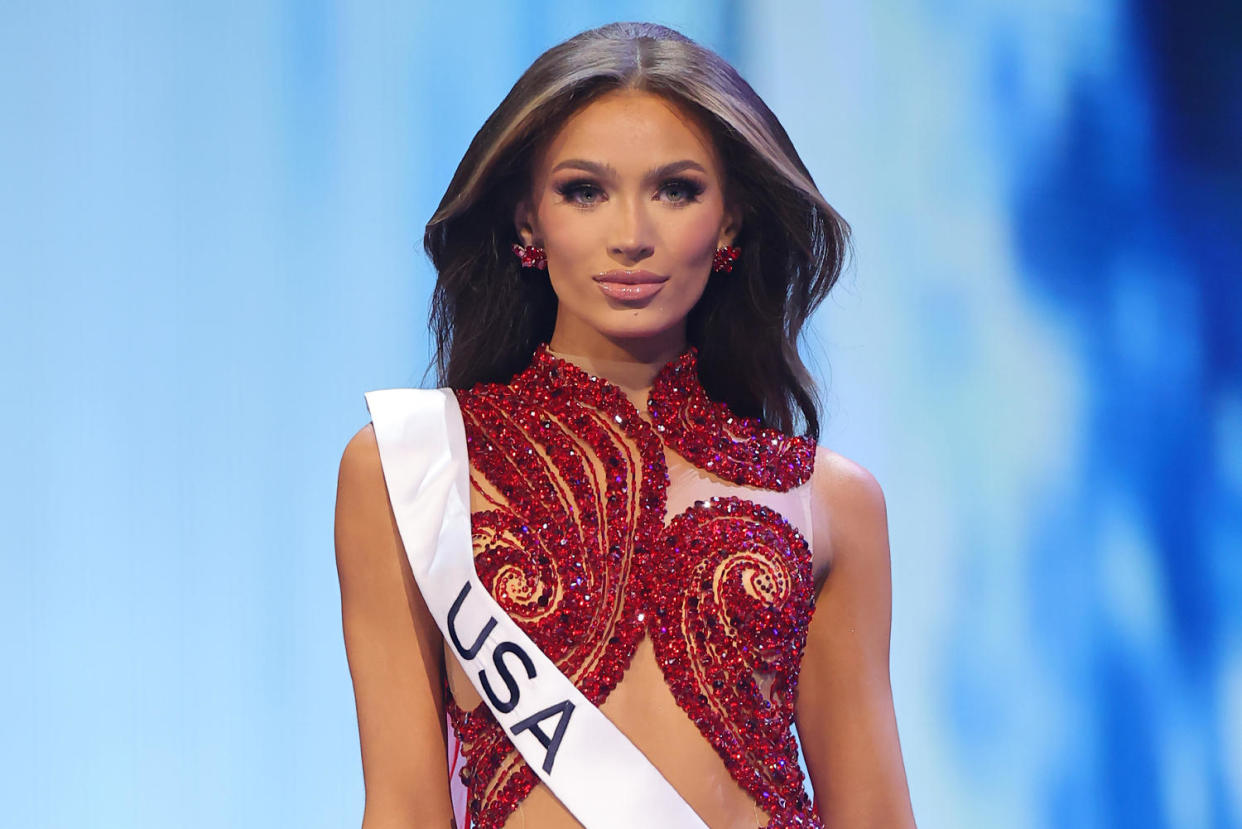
top-left (795, 447), bottom-right (917, 827)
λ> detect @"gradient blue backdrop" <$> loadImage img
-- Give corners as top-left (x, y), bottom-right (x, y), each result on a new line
top-left (3, 2), bottom-right (1239, 827)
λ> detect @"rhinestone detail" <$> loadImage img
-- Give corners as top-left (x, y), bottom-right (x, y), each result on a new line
top-left (647, 348), bottom-right (815, 491)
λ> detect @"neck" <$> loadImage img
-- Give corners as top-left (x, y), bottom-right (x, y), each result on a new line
top-left (546, 326), bottom-right (687, 394)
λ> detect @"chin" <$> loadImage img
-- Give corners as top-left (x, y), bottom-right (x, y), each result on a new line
top-left (590, 312), bottom-right (688, 342)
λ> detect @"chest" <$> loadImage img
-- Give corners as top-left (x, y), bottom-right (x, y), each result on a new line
top-left (458, 382), bottom-right (819, 715)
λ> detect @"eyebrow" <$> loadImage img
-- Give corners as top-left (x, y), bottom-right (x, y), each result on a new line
top-left (550, 158), bottom-right (709, 180)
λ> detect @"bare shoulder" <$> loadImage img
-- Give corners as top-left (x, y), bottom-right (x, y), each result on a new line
top-left (339, 422), bottom-right (380, 480)
top-left (811, 444), bottom-right (887, 516)
top-left (807, 444), bottom-right (890, 588)
top-left (334, 423), bottom-right (403, 573)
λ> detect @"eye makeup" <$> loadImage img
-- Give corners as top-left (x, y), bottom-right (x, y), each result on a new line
top-left (553, 177), bottom-right (707, 207)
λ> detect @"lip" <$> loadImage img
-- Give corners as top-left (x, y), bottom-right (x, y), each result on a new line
top-left (594, 269), bottom-right (668, 285)
top-left (593, 269), bottom-right (669, 301)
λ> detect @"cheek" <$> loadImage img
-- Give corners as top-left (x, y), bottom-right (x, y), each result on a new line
top-left (538, 211), bottom-right (596, 302)
top-left (672, 209), bottom-right (725, 264)
top-left (538, 206), bottom-right (600, 266)
top-left (675, 191), bottom-right (728, 246)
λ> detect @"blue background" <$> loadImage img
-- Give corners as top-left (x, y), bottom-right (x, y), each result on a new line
top-left (3, 2), bottom-right (1239, 827)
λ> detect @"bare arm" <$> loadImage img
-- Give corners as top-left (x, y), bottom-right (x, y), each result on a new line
top-left (335, 424), bottom-right (456, 828)
top-left (796, 448), bottom-right (916, 827)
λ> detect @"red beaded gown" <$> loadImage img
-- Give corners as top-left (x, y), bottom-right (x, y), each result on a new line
top-left (440, 343), bottom-right (824, 829)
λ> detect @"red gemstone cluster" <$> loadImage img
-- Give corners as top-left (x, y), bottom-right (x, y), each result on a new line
top-left (712, 244), bottom-right (742, 272)
top-left (444, 343), bottom-right (821, 828)
top-left (511, 243), bottom-right (547, 270)
top-left (647, 347), bottom-right (815, 491)
top-left (655, 497), bottom-right (818, 823)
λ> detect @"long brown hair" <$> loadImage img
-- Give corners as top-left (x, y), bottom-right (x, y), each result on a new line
top-left (425, 21), bottom-right (849, 438)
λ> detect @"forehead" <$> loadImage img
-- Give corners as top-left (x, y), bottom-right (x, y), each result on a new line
top-left (536, 88), bottom-right (721, 174)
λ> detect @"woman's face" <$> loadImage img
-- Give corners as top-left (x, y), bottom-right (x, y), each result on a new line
top-left (517, 88), bottom-right (739, 354)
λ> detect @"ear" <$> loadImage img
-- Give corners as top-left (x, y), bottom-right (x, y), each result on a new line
top-left (514, 198), bottom-right (540, 247)
top-left (718, 201), bottom-right (743, 247)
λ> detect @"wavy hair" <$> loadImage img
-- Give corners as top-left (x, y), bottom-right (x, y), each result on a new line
top-left (424, 21), bottom-right (849, 438)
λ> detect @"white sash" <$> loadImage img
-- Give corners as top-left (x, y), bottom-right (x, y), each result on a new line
top-left (364, 387), bottom-right (708, 829)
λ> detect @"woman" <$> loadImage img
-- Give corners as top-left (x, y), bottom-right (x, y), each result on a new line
top-left (335, 21), bottom-right (916, 829)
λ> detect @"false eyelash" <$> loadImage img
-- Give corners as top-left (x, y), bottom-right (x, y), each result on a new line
top-left (554, 178), bottom-right (707, 206)
top-left (661, 178), bottom-right (706, 201)
top-left (553, 182), bottom-right (595, 205)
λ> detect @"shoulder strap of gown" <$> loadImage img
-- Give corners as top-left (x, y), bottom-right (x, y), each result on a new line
top-left (363, 387), bottom-right (708, 829)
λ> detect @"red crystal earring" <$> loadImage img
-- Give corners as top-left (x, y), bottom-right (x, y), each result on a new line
top-left (712, 245), bottom-right (741, 273)
top-left (512, 243), bottom-right (547, 270)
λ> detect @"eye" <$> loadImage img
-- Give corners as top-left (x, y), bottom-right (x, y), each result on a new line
top-left (555, 179), bottom-right (604, 207)
top-left (659, 178), bottom-right (706, 205)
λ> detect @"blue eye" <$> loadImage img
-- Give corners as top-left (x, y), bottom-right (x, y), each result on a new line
top-left (661, 179), bottom-right (705, 204)
top-left (556, 180), bottom-right (602, 206)
top-left (553, 177), bottom-right (706, 207)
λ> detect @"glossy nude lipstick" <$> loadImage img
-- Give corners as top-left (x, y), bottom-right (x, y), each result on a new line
top-left (592, 269), bottom-right (669, 301)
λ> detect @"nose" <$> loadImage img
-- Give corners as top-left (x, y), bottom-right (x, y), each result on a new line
top-left (608, 195), bottom-right (655, 264)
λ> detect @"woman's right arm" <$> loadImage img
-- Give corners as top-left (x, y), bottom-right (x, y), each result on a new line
top-left (335, 423), bottom-right (457, 828)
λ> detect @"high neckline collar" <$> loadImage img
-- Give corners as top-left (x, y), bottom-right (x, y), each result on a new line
top-left (538, 342), bottom-right (695, 399)
top-left (492, 342), bottom-right (815, 492)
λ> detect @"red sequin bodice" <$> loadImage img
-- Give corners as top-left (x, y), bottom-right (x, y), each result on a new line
top-left (444, 344), bottom-right (821, 828)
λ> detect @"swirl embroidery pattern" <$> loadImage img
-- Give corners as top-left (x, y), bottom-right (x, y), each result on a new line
top-left (444, 344), bottom-right (820, 828)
